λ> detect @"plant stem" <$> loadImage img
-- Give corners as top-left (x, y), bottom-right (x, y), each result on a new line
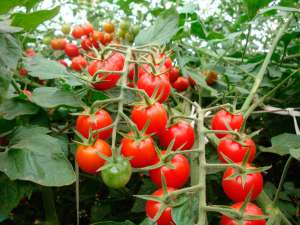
top-left (41, 187), bottom-right (60, 225)
top-left (240, 14), bottom-right (294, 113)
top-left (242, 24), bottom-right (251, 63)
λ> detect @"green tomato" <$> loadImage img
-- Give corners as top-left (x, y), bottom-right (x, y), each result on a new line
top-left (61, 23), bottom-right (71, 35)
top-left (130, 25), bottom-right (140, 36)
top-left (43, 36), bottom-right (51, 44)
top-left (118, 29), bottom-right (127, 39)
top-left (119, 20), bottom-right (130, 31)
top-left (125, 32), bottom-right (134, 42)
top-left (101, 157), bottom-right (132, 189)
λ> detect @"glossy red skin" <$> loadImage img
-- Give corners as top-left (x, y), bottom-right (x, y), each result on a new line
top-left (149, 151), bottom-right (190, 188)
top-left (64, 43), bottom-right (80, 58)
top-left (159, 54), bottom-right (172, 69)
top-left (51, 38), bottom-right (67, 50)
top-left (131, 103), bottom-right (168, 135)
top-left (169, 67), bottom-right (180, 83)
top-left (220, 202), bottom-right (266, 225)
top-left (137, 73), bottom-right (171, 103)
top-left (76, 139), bottom-right (112, 174)
top-left (222, 165), bottom-right (263, 202)
top-left (76, 109), bottom-right (113, 140)
top-left (25, 48), bottom-right (36, 57)
top-left (172, 77), bottom-right (189, 92)
top-left (71, 56), bottom-right (87, 71)
top-left (58, 59), bottom-right (68, 67)
top-left (146, 188), bottom-right (176, 225)
top-left (88, 52), bottom-right (125, 90)
top-left (19, 68), bottom-right (28, 77)
top-left (102, 33), bottom-right (113, 44)
top-left (211, 110), bottom-right (244, 138)
top-left (128, 64), bottom-right (148, 80)
top-left (81, 38), bottom-right (93, 51)
top-left (121, 132), bottom-right (157, 168)
top-left (91, 31), bottom-right (104, 43)
top-left (159, 121), bottom-right (195, 151)
top-left (72, 26), bottom-right (85, 39)
top-left (218, 135), bottom-right (256, 163)
top-left (82, 23), bottom-right (94, 36)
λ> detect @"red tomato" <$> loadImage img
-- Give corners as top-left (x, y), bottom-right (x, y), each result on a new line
top-left (58, 59), bottom-right (68, 67)
top-left (222, 165), bottom-right (263, 202)
top-left (102, 33), bottom-right (113, 44)
top-left (188, 76), bottom-right (196, 87)
top-left (51, 38), bottom-right (67, 50)
top-left (76, 139), bottom-right (112, 174)
top-left (82, 23), bottom-right (94, 36)
top-left (220, 202), bottom-right (266, 225)
top-left (203, 70), bottom-right (218, 85)
top-left (149, 151), bottom-right (190, 188)
top-left (91, 31), bottom-right (104, 43)
top-left (146, 188), bottom-right (176, 225)
top-left (87, 51), bottom-right (96, 58)
top-left (172, 77), bottom-right (189, 92)
top-left (121, 132), bottom-right (157, 168)
top-left (71, 55), bottom-right (87, 71)
top-left (131, 102), bottom-right (168, 135)
top-left (127, 81), bottom-right (135, 88)
top-left (22, 89), bottom-right (32, 97)
top-left (76, 109), bottom-right (113, 140)
top-left (159, 54), bottom-right (172, 69)
top-left (88, 52), bottom-right (125, 90)
top-left (81, 38), bottom-right (93, 51)
top-left (137, 73), bottom-right (171, 103)
top-left (169, 67), bottom-right (180, 83)
top-left (19, 68), bottom-right (28, 77)
top-left (128, 64), bottom-right (148, 80)
top-left (72, 26), bottom-right (85, 39)
top-left (25, 48), bottom-right (36, 57)
top-left (159, 121), bottom-right (195, 151)
top-left (211, 110), bottom-right (244, 138)
top-left (218, 135), bottom-right (256, 163)
top-left (65, 43), bottom-right (80, 58)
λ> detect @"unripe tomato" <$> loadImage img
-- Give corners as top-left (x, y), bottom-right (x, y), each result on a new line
top-left (118, 29), bottom-right (126, 39)
top-left (121, 132), bottom-right (157, 168)
top-left (218, 135), bottom-right (256, 163)
top-left (137, 73), bottom-right (171, 103)
top-left (71, 55), bottom-right (87, 71)
top-left (76, 109), bottom-right (113, 140)
top-left (64, 43), bottom-right (80, 58)
top-left (72, 26), bottom-right (85, 39)
top-left (88, 52), bottom-right (125, 90)
top-left (119, 20), bottom-right (130, 31)
top-left (82, 23), bottom-right (94, 36)
top-left (102, 33), bottom-right (113, 45)
top-left (125, 32), bottom-right (134, 42)
top-left (211, 110), bottom-right (244, 138)
top-left (43, 36), bottom-right (51, 45)
top-left (58, 59), bottom-right (68, 67)
top-left (61, 23), bottom-right (71, 35)
top-left (19, 68), bottom-right (28, 77)
top-left (169, 67), bottom-right (180, 83)
top-left (103, 22), bottom-right (115, 33)
top-left (76, 139), bottom-right (112, 174)
top-left (81, 38), bottom-right (93, 51)
top-left (203, 70), bottom-right (218, 85)
top-left (131, 102), bottom-right (168, 135)
top-left (101, 156), bottom-right (132, 189)
top-left (146, 188), bottom-right (176, 225)
top-left (172, 77), bottom-right (189, 92)
top-left (149, 151), bottom-right (190, 188)
top-left (130, 25), bottom-right (140, 36)
top-left (222, 165), bottom-right (263, 202)
top-left (220, 202), bottom-right (266, 225)
top-left (159, 121), bottom-right (195, 151)
top-left (51, 38), bottom-right (67, 50)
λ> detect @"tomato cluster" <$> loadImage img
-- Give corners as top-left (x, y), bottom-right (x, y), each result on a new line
top-left (211, 110), bottom-right (266, 224)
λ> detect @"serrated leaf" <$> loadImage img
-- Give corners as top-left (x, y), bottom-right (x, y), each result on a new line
top-left (0, 127), bottom-right (76, 186)
top-left (0, 174), bottom-right (33, 216)
top-left (172, 195), bottom-right (197, 225)
top-left (11, 6), bottom-right (60, 32)
top-left (134, 8), bottom-right (179, 46)
top-left (0, 98), bottom-right (39, 120)
top-left (31, 87), bottom-right (83, 108)
top-left (0, 33), bottom-right (22, 70)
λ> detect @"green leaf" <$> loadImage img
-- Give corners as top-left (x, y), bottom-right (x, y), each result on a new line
top-left (0, 174), bottom-right (33, 216)
top-left (243, 0), bottom-right (273, 19)
top-left (134, 8), bottom-right (179, 46)
top-left (11, 6), bottom-right (60, 32)
top-left (0, 213), bottom-right (8, 223)
top-left (91, 220), bottom-right (135, 225)
top-left (10, 126), bottom-right (50, 144)
top-left (0, 33), bottom-right (22, 70)
top-left (260, 133), bottom-right (300, 157)
top-left (0, 20), bottom-right (22, 33)
top-left (31, 87), bottom-right (83, 108)
top-left (139, 218), bottom-right (156, 225)
top-left (0, 126), bottom-right (76, 186)
top-left (24, 55), bottom-right (68, 80)
top-left (0, 0), bottom-right (40, 14)
top-left (0, 68), bottom-right (11, 104)
top-left (0, 98), bottom-right (39, 120)
top-left (172, 195), bottom-right (197, 225)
